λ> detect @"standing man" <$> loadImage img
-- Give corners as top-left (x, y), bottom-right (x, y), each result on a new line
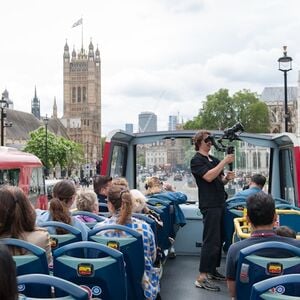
top-left (191, 130), bottom-right (235, 292)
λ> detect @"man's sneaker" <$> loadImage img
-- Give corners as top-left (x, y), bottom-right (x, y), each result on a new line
top-left (194, 279), bottom-right (221, 292)
top-left (208, 270), bottom-right (226, 281)
top-left (168, 246), bottom-right (176, 259)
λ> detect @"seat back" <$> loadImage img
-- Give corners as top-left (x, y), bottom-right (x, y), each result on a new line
top-left (236, 241), bottom-right (300, 300)
top-left (224, 196), bottom-right (247, 251)
top-left (89, 224), bottom-right (145, 300)
top-left (147, 197), bottom-right (173, 249)
top-left (72, 211), bottom-right (106, 228)
top-left (277, 209), bottom-right (300, 234)
top-left (39, 221), bottom-right (82, 255)
top-left (250, 274), bottom-right (300, 299)
top-left (2, 238), bottom-right (49, 297)
top-left (18, 274), bottom-right (89, 299)
top-left (53, 241), bottom-right (127, 300)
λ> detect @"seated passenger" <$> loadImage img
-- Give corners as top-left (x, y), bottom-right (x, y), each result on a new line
top-left (0, 186), bottom-right (52, 265)
top-left (275, 225), bottom-right (297, 239)
top-left (130, 189), bottom-right (163, 227)
top-left (36, 180), bottom-right (90, 240)
top-left (234, 174), bottom-right (266, 198)
top-left (0, 243), bottom-right (18, 300)
top-left (94, 185), bottom-right (160, 300)
top-left (74, 190), bottom-right (99, 223)
top-left (226, 192), bottom-right (300, 299)
top-left (93, 175), bottom-right (112, 203)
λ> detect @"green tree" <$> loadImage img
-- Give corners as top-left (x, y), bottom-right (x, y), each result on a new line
top-left (24, 127), bottom-right (84, 173)
top-left (183, 89), bottom-right (270, 133)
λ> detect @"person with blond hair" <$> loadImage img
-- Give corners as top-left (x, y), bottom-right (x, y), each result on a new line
top-left (0, 186), bottom-right (52, 264)
top-left (94, 185), bottom-right (160, 300)
top-left (75, 190), bottom-right (99, 223)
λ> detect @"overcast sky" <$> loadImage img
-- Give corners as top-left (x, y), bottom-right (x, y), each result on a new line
top-left (1, 0), bottom-right (300, 135)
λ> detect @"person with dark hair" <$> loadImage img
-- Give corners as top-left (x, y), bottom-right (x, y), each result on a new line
top-left (93, 175), bottom-right (112, 203)
top-left (0, 243), bottom-right (18, 300)
top-left (275, 225), bottom-right (297, 239)
top-left (36, 180), bottom-right (90, 240)
top-left (234, 174), bottom-right (266, 198)
top-left (0, 185), bottom-right (52, 264)
top-left (226, 192), bottom-right (300, 299)
top-left (94, 185), bottom-right (160, 300)
top-left (191, 130), bottom-right (235, 292)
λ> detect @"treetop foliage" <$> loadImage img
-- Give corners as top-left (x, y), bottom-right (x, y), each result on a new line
top-left (184, 89), bottom-right (270, 133)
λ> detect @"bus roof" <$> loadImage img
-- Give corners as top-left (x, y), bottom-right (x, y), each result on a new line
top-left (0, 147), bottom-right (42, 168)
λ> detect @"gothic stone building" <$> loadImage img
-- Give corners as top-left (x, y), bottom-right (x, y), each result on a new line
top-left (61, 40), bottom-right (102, 173)
top-left (260, 86), bottom-right (298, 133)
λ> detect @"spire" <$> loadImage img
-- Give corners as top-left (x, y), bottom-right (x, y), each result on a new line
top-left (31, 86), bottom-right (40, 119)
top-left (88, 38), bottom-right (94, 60)
top-left (64, 39), bottom-right (70, 60)
top-left (53, 97), bottom-right (57, 118)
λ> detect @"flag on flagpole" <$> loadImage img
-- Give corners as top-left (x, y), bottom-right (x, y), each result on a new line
top-left (72, 18), bottom-right (82, 28)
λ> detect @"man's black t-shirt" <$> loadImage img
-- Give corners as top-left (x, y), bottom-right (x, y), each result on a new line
top-left (190, 152), bottom-right (225, 209)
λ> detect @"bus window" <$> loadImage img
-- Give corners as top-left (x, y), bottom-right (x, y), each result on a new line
top-left (110, 144), bottom-right (127, 178)
top-left (0, 169), bottom-right (20, 186)
top-left (279, 148), bottom-right (295, 205)
top-left (136, 138), bottom-right (271, 202)
top-left (29, 167), bottom-right (45, 205)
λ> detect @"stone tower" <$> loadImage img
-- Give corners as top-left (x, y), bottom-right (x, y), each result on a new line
top-left (61, 39), bottom-right (101, 173)
top-left (31, 86), bottom-right (40, 120)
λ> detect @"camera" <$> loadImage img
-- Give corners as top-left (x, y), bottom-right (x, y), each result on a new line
top-left (223, 122), bottom-right (244, 141)
top-left (204, 122), bottom-right (244, 153)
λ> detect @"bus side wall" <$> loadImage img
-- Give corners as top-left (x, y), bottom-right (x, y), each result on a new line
top-left (293, 146), bottom-right (300, 207)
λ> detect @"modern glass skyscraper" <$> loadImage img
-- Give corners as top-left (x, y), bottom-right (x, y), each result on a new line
top-left (168, 115), bottom-right (178, 131)
top-left (138, 111), bottom-right (157, 132)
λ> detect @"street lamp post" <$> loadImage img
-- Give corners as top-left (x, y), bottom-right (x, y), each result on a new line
top-left (0, 96), bottom-right (12, 146)
top-left (278, 46), bottom-right (293, 132)
top-left (43, 115), bottom-right (49, 177)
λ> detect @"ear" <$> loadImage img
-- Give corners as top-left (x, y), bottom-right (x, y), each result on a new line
top-left (272, 212), bottom-right (278, 226)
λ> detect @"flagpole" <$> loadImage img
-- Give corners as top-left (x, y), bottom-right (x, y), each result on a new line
top-left (81, 18), bottom-right (83, 52)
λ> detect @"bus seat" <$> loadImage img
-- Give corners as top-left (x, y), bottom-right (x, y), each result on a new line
top-left (147, 198), bottom-right (173, 248)
top-left (71, 211), bottom-right (106, 229)
top-left (39, 221), bottom-right (83, 256)
top-left (53, 241), bottom-right (126, 300)
top-left (224, 196), bottom-right (247, 251)
top-left (17, 273), bottom-right (89, 299)
top-left (2, 238), bottom-right (50, 297)
top-left (250, 274), bottom-right (300, 299)
top-left (236, 241), bottom-right (300, 300)
top-left (89, 224), bottom-right (145, 300)
top-left (277, 209), bottom-right (300, 234)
